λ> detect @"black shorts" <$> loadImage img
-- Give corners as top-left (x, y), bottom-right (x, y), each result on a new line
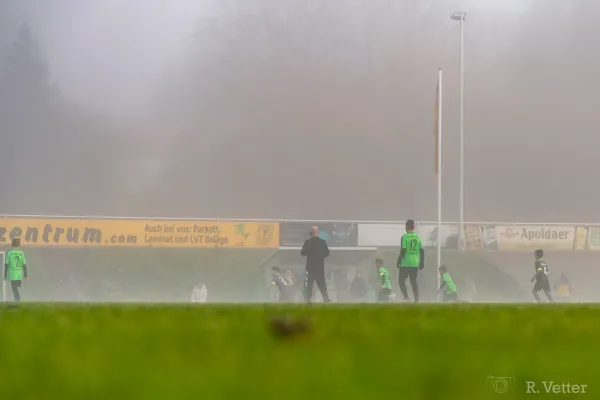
top-left (377, 288), bottom-right (392, 302)
top-left (533, 279), bottom-right (551, 292)
top-left (398, 267), bottom-right (418, 282)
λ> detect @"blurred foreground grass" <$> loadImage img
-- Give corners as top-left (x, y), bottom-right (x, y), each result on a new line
top-left (0, 304), bottom-right (596, 399)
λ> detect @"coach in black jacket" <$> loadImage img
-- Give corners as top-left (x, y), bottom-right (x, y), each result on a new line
top-left (301, 226), bottom-right (331, 303)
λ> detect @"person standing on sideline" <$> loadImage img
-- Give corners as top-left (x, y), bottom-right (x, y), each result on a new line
top-left (397, 220), bottom-right (424, 303)
top-left (190, 283), bottom-right (208, 303)
top-left (4, 238), bottom-right (28, 302)
top-left (199, 284), bottom-right (208, 302)
top-left (301, 226), bottom-right (331, 303)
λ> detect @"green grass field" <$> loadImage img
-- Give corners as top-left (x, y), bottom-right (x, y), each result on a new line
top-left (0, 304), bottom-right (596, 399)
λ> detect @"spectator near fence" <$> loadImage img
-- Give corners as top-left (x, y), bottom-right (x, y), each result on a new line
top-left (190, 283), bottom-right (208, 303)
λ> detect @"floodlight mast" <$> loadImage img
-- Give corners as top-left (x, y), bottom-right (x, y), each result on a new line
top-left (451, 11), bottom-right (467, 251)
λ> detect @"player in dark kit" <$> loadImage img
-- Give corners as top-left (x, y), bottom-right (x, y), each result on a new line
top-left (301, 226), bottom-right (331, 303)
top-left (531, 249), bottom-right (553, 303)
top-left (397, 220), bottom-right (424, 303)
top-left (4, 238), bottom-right (28, 302)
top-left (271, 267), bottom-right (293, 302)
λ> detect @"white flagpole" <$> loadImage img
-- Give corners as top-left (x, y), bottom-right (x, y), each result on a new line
top-left (437, 69), bottom-right (443, 300)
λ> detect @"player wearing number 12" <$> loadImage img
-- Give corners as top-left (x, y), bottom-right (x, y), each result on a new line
top-left (3, 238), bottom-right (28, 302)
top-left (397, 220), bottom-right (424, 303)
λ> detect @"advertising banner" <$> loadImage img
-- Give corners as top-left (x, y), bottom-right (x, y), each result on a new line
top-left (464, 224), bottom-right (482, 250)
top-left (358, 223), bottom-right (458, 248)
top-left (416, 223), bottom-right (459, 248)
top-left (480, 225), bottom-right (499, 250)
top-left (0, 218), bottom-right (279, 248)
top-left (279, 222), bottom-right (357, 247)
top-left (574, 226), bottom-right (590, 251)
top-left (495, 225), bottom-right (575, 251)
top-left (357, 224), bottom-right (404, 247)
top-left (587, 226), bottom-right (600, 250)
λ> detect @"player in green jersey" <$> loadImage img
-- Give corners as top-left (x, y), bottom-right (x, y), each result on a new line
top-left (397, 220), bottom-right (424, 303)
top-left (438, 265), bottom-right (458, 302)
top-left (375, 258), bottom-right (392, 302)
top-left (4, 238), bottom-right (28, 302)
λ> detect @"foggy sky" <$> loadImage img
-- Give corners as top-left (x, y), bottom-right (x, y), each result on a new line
top-left (2, 0), bottom-right (600, 223)
top-left (1, 0), bottom-right (200, 114)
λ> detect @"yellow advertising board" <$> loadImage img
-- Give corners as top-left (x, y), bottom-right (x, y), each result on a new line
top-left (0, 218), bottom-right (279, 248)
top-left (495, 225), bottom-right (575, 251)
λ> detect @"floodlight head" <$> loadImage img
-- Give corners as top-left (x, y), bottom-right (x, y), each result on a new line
top-left (451, 12), bottom-right (467, 21)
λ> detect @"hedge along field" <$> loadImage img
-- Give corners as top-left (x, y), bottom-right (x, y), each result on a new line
top-left (0, 304), bottom-right (596, 400)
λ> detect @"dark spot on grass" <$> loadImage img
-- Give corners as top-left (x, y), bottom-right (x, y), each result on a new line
top-left (268, 315), bottom-right (311, 339)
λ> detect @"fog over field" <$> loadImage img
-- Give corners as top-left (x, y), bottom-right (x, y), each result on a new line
top-left (1, 0), bottom-right (599, 222)
top-left (2, 1), bottom-right (600, 304)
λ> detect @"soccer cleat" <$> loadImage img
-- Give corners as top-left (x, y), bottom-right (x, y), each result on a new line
top-left (403, 298), bottom-right (411, 303)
